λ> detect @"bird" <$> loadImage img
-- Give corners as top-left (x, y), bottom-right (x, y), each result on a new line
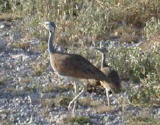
top-left (40, 21), bottom-right (119, 113)
top-left (94, 42), bottom-right (121, 106)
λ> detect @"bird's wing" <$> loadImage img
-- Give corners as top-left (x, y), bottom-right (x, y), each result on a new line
top-left (51, 53), bottom-right (109, 81)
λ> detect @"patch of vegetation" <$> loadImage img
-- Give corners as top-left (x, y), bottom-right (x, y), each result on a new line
top-left (42, 84), bottom-right (71, 93)
top-left (5, 86), bottom-right (29, 97)
top-left (94, 105), bottom-right (114, 114)
top-left (129, 77), bottom-right (160, 106)
top-left (140, 17), bottom-right (160, 50)
top-left (108, 44), bottom-right (160, 81)
top-left (55, 96), bottom-right (72, 107)
top-left (0, 12), bottom-right (21, 21)
top-left (41, 84), bottom-right (55, 93)
top-left (114, 24), bottom-right (141, 43)
top-left (31, 62), bottom-right (47, 76)
top-left (38, 41), bottom-right (48, 52)
top-left (9, 42), bottom-right (30, 50)
top-left (23, 84), bottom-right (38, 93)
top-left (144, 17), bottom-right (160, 40)
top-left (126, 116), bottom-right (160, 125)
top-left (0, 78), bottom-right (7, 88)
top-left (0, 109), bottom-right (12, 125)
top-left (79, 97), bottom-right (101, 107)
top-left (107, 43), bottom-right (160, 106)
top-left (19, 78), bottom-right (40, 93)
top-left (1, 0), bottom-right (160, 45)
top-left (0, 0), bottom-right (10, 12)
top-left (64, 115), bottom-right (91, 125)
top-left (41, 98), bottom-right (55, 109)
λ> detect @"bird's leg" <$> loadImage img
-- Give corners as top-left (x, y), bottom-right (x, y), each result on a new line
top-left (68, 84), bottom-right (85, 111)
top-left (105, 88), bottom-right (110, 106)
top-left (73, 82), bottom-right (78, 113)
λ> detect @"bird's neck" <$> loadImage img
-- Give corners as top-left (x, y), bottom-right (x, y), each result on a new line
top-left (48, 31), bottom-right (55, 53)
top-left (101, 53), bottom-right (108, 68)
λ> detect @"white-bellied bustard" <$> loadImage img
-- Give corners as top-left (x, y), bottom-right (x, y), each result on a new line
top-left (41, 21), bottom-right (121, 112)
top-left (95, 43), bottom-right (121, 106)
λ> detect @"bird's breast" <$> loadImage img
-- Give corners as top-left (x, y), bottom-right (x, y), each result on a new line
top-left (50, 55), bottom-right (59, 74)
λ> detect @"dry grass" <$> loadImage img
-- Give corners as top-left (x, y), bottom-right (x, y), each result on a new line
top-left (1, 0), bottom-right (159, 45)
top-left (41, 98), bottom-right (55, 108)
top-left (0, 12), bottom-right (21, 21)
top-left (125, 112), bottom-right (160, 125)
top-left (55, 96), bottom-right (72, 107)
top-left (79, 97), bottom-right (102, 107)
top-left (0, 77), bottom-right (7, 88)
top-left (0, 109), bottom-right (12, 125)
top-left (114, 25), bottom-right (142, 43)
top-left (94, 105), bottom-right (115, 114)
top-left (42, 84), bottom-right (72, 93)
top-left (9, 42), bottom-right (30, 50)
top-left (63, 115), bottom-right (91, 125)
top-left (31, 62), bottom-right (47, 76)
top-left (5, 86), bottom-right (25, 96)
top-left (140, 32), bottom-right (160, 51)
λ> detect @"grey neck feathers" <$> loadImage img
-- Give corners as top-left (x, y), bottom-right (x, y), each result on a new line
top-left (101, 53), bottom-right (108, 68)
top-left (48, 31), bottom-right (55, 53)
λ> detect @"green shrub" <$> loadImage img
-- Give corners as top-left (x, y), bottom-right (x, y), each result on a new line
top-left (144, 17), bottom-right (160, 40)
top-left (107, 43), bottom-right (160, 105)
top-left (107, 43), bottom-right (160, 81)
top-left (64, 115), bottom-right (91, 125)
top-left (0, 0), bottom-right (10, 12)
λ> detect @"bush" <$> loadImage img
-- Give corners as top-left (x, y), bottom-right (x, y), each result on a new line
top-left (0, 0), bottom-right (10, 12)
top-left (107, 43), bottom-right (160, 105)
top-left (144, 17), bottom-right (160, 40)
top-left (108, 43), bottom-right (160, 81)
top-left (1, 0), bottom-right (160, 45)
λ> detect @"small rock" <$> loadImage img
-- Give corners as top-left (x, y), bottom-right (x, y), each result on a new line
top-left (0, 22), bottom-right (5, 29)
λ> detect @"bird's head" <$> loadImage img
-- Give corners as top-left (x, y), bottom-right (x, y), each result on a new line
top-left (40, 21), bottom-right (56, 32)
